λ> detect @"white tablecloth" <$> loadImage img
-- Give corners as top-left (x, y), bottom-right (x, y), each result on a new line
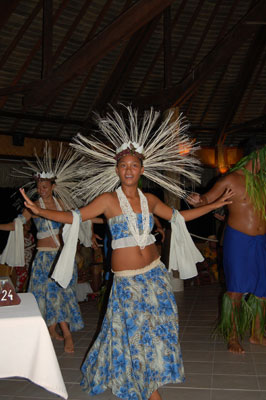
top-left (0, 293), bottom-right (68, 399)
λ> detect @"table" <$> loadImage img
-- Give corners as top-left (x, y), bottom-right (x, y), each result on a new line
top-left (0, 293), bottom-right (68, 399)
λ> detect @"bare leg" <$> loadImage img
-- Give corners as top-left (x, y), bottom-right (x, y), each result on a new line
top-left (149, 390), bottom-right (162, 400)
top-left (48, 323), bottom-right (64, 341)
top-left (249, 297), bottom-right (266, 346)
top-left (60, 321), bottom-right (74, 353)
top-left (227, 292), bottom-right (245, 354)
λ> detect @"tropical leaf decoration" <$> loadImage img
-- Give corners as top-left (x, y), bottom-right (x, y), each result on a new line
top-left (246, 294), bottom-right (266, 339)
top-left (229, 146), bottom-right (266, 221)
top-left (215, 293), bottom-right (253, 341)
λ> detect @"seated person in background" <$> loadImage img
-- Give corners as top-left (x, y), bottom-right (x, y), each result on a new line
top-left (201, 235), bottom-right (218, 283)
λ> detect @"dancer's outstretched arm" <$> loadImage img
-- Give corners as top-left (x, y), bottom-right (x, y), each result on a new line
top-left (149, 188), bottom-right (234, 222)
top-left (20, 188), bottom-right (107, 224)
top-left (0, 208), bottom-right (32, 231)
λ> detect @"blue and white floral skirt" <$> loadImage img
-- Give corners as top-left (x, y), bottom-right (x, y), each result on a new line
top-left (81, 260), bottom-right (184, 400)
top-left (28, 249), bottom-right (84, 331)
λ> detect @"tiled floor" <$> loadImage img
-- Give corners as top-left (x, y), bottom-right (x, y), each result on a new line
top-left (1, 283), bottom-right (266, 400)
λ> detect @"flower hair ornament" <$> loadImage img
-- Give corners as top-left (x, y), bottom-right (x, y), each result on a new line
top-left (115, 141), bottom-right (144, 161)
top-left (71, 105), bottom-right (202, 202)
top-left (13, 141), bottom-right (83, 210)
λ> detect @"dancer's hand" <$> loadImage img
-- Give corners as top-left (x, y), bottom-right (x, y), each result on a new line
top-left (155, 226), bottom-right (165, 243)
top-left (20, 188), bottom-right (41, 215)
top-left (91, 233), bottom-right (102, 249)
top-left (186, 192), bottom-right (202, 206)
top-left (211, 188), bottom-right (234, 208)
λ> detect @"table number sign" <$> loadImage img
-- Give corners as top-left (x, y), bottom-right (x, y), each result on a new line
top-left (0, 277), bottom-right (21, 306)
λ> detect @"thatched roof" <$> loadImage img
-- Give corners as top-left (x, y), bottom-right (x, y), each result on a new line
top-left (0, 0), bottom-right (266, 148)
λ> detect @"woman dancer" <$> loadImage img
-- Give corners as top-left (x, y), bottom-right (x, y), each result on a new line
top-left (20, 107), bottom-right (233, 399)
top-left (0, 142), bottom-right (95, 353)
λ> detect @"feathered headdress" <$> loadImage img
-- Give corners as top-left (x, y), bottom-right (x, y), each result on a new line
top-left (13, 141), bottom-right (83, 210)
top-left (71, 105), bottom-right (202, 202)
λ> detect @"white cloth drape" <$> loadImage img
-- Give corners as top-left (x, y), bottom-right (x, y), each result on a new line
top-left (51, 211), bottom-right (80, 288)
top-left (0, 217), bottom-right (25, 266)
top-left (169, 209), bottom-right (203, 279)
top-left (78, 219), bottom-right (92, 247)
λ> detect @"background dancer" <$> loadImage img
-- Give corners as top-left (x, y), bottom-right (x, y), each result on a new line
top-left (0, 142), bottom-right (99, 353)
top-left (188, 139), bottom-right (266, 354)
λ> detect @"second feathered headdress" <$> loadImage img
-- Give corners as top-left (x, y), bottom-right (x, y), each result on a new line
top-left (13, 141), bottom-right (83, 210)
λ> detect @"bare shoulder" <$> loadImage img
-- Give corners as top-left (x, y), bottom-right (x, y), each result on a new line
top-left (92, 191), bottom-right (118, 210)
top-left (223, 171), bottom-right (245, 186)
top-left (145, 192), bottom-right (158, 202)
top-left (217, 174), bottom-right (232, 185)
top-left (99, 192), bottom-right (116, 202)
top-left (144, 192), bottom-right (162, 208)
top-left (145, 192), bottom-right (172, 219)
top-left (210, 174), bottom-right (235, 190)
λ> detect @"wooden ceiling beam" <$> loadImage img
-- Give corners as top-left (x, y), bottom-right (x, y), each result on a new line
top-left (135, 0), bottom-right (186, 98)
top-left (91, 15), bottom-right (161, 113)
top-left (172, 0), bottom-right (205, 65)
top-left (226, 114), bottom-right (266, 134)
top-left (133, 0), bottom-right (266, 110)
top-left (238, 47), bottom-right (266, 122)
top-left (182, 0), bottom-right (223, 122)
top-left (163, 7), bottom-right (172, 89)
top-left (23, 0), bottom-right (175, 107)
top-left (198, 0), bottom-right (239, 126)
top-left (33, 0), bottom-right (94, 136)
top-left (0, 84), bottom-right (31, 96)
top-left (55, 0), bottom-right (116, 137)
top-left (215, 25), bottom-right (266, 145)
top-left (0, 1), bottom-right (42, 71)
top-left (52, 0), bottom-right (93, 65)
top-left (42, 0), bottom-right (53, 78)
top-left (0, 110), bottom-right (83, 126)
top-left (0, 0), bottom-right (70, 109)
top-left (0, 0), bottom-right (20, 30)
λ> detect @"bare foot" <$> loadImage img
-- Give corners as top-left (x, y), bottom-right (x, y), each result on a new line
top-left (48, 327), bottom-right (64, 341)
top-left (64, 335), bottom-right (74, 353)
top-left (249, 336), bottom-right (266, 346)
top-left (149, 390), bottom-right (162, 400)
top-left (51, 332), bottom-right (64, 341)
top-left (228, 339), bottom-right (245, 354)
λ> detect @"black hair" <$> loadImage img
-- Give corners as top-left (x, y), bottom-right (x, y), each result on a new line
top-left (241, 137), bottom-right (266, 157)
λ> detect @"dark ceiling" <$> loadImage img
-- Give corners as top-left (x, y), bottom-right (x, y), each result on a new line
top-left (0, 0), bottom-right (266, 148)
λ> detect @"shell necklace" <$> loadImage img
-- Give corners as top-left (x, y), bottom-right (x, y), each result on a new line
top-left (116, 186), bottom-right (150, 249)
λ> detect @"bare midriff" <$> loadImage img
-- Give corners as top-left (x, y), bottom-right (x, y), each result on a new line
top-left (111, 243), bottom-right (160, 272)
top-left (37, 235), bottom-right (61, 249)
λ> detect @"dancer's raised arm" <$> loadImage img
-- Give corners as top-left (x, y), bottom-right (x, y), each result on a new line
top-left (20, 188), bottom-right (107, 224)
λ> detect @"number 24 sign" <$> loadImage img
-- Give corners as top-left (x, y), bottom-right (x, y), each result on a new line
top-left (0, 277), bottom-right (21, 306)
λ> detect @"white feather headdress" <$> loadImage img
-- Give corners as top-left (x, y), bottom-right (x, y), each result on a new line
top-left (71, 105), bottom-right (202, 202)
top-left (13, 141), bottom-right (83, 210)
